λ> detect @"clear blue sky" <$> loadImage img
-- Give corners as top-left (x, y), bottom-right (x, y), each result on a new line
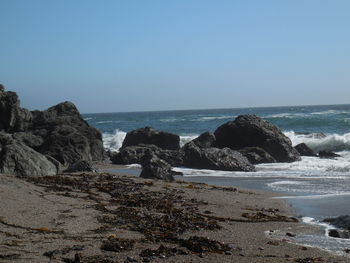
top-left (1, 0), bottom-right (349, 113)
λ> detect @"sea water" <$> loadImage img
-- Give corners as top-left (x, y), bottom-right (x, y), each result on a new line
top-left (83, 104), bottom-right (350, 253)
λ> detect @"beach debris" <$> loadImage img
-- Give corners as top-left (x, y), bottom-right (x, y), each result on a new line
top-left (0, 254), bottom-right (21, 260)
top-left (295, 257), bottom-right (324, 263)
top-left (180, 236), bottom-right (230, 254)
top-left (242, 211), bottom-right (298, 223)
top-left (101, 236), bottom-right (135, 252)
top-left (140, 245), bottom-right (187, 258)
top-left (63, 253), bottom-right (119, 263)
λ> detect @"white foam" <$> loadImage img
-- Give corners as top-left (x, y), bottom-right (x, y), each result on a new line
top-left (102, 129), bottom-right (127, 152)
top-left (84, 117), bottom-right (93, 121)
top-left (285, 131), bottom-right (350, 154)
top-left (180, 134), bottom-right (198, 147)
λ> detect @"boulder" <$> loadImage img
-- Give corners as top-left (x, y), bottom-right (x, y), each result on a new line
top-left (239, 147), bottom-right (276, 164)
top-left (294, 143), bottom-right (315, 157)
top-left (64, 160), bottom-right (94, 173)
top-left (214, 115), bottom-right (300, 162)
top-left (188, 132), bottom-right (217, 148)
top-left (0, 133), bottom-right (57, 176)
top-left (140, 151), bottom-right (176, 182)
top-left (0, 87), bottom-right (32, 132)
top-left (318, 150), bottom-right (341, 159)
top-left (122, 127), bottom-right (180, 150)
top-left (183, 142), bottom-right (255, 171)
top-left (31, 101), bottom-right (105, 166)
top-left (111, 144), bottom-right (183, 167)
top-left (323, 215), bottom-right (350, 230)
top-left (328, 229), bottom-right (350, 239)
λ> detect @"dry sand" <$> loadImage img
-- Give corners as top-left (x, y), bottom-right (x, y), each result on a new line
top-left (0, 168), bottom-right (349, 263)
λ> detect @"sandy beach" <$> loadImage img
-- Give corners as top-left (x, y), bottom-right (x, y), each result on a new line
top-left (0, 166), bottom-right (348, 263)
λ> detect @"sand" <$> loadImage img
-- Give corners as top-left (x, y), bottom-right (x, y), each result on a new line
top-left (0, 167), bottom-right (349, 263)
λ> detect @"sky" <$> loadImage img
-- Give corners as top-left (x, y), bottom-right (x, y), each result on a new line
top-left (0, 0), bottom-right (349, 113)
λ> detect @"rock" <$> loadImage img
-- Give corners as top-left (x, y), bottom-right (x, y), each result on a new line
top-left (13, 132), bottom-right (44, 149)
top-left (140, 151), bottom-right (175, 181)
top-left (318, 150), bottom-right (341, 159)
top-left (0, 89), bottom-right (32, 132)
top-left (122, 127), bottom-right (180, 150)
top-left (189, 132), bottom-right (217, 148)
top-left (214, 115), bottom-right (300, 162)
top-left (323, 215), bottom-right (350, 230)
top-left (0, 133), bottom-right (57, 176)
top-left (31, 102), bottom-right (105, 166)
top-left (183, 142), bottom-right (255, 171)
top-left (294, 143), bottom-right (315, 156)
top-left (239, 147), bottom-right (276, 164)
top-left (328, 229), bottom-right (350, 239)
top-left (64, 160), bottom-right (94, 173)
top-left (112, 144), bottom-right (183, 167)
top-left (0, 84), bottom-right (4, 92)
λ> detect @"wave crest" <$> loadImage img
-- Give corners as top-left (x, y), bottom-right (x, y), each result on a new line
top-left (285, 131), bottom-right (350, 153)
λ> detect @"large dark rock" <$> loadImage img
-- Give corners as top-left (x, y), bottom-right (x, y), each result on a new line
top-left (328, 229), bottom-right (350, 239)
top-left (189, 132), bottom-right (217, 148)
top-left (111, 144), bottom-right (183, 167)
top-left (140, 151), bottom-right (176, 182)
top-left (122, 127), bottom-right (180, 150)
top-left (294, 143), bottom-right (315, 156)
top-left (0, 133), bottom-right (57, 176)
top-left (0, 86), bottom-right (32, 132)
top-left (214, 115), bottom-right (300, 163)
top-left (30, 102), bottom-right (105, 166)
top-left (239, 147), bottom-right (276, 164)
top-left (183, 142), bottom-right (255, 171)
top-left (64, 160), bottom-right (94, 173)
top-left (324, 215), bottom-right (350, 230)
top-left (318, 150), bottom-right (341, 159)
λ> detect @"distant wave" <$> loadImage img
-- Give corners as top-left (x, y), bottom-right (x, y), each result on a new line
top-left (84, 117), bottom-right (93, 121)
top-left (285, 131), bottom-right (350, 152)
top-left (97, 120), bottom-right (114, 124)
top-left (197, 116), bottom-right (234, 121)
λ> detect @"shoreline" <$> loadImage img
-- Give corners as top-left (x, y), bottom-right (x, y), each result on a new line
top-left (1, 166), bottom-right (349, 262)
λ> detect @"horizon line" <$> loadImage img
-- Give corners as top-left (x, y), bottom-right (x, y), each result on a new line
top-left (82, 102), bottom-right (350, 115)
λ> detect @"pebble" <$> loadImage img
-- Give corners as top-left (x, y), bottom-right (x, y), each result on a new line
top-left (125, 256), bottom-right (138, 262)
top-left (224, 251), bottom-right (232, 255)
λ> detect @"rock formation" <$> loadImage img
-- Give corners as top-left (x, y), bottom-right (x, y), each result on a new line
top-left (122, 127), bottom-right (180, 150)
top-left (214, 115), bottom-right (300, 162)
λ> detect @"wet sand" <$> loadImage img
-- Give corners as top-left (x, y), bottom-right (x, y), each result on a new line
top-left (0, 167), bottom-right (349, 263)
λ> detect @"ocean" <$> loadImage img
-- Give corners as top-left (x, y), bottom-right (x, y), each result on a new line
top-left (83, 104), bottom-right (350, 254)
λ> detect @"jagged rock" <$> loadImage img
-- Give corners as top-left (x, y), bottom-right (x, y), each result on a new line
top-left (111, 144), bottom-right (183, 167)
top-left (0, 87), bottom-right (32, 132)
top-left (239, 147), bottom-right (276, 164)
top-left (183, 142), bottom-right (255, 171)
top-left (0, 84), bottom-right (4, 92)
top-left (188, 132), bottom-right (217, 148)
top-left (140, 151), bottom-right (175, 181)
top-left (0, 133), bottom-right (57, 176)
top-left (64, 160), bottom-right (94, 173)
top-left (122, 127), bottom-right (180, 150)
top-left (318, 150), bottom-right (341, 159)
top-left (31, 101), bottom-right (105, 166)
top-left (214, 115), bottom-right (300, 162)
top-left (295, 143), bottom-right (315, 156)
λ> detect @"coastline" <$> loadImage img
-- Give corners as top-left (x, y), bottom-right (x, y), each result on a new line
top-left (1, 165), bottom-right (348, 262)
